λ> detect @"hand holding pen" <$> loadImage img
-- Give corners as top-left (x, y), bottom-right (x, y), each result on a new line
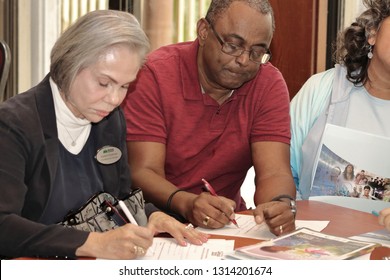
top-left (201, 178), bottom-right (239, 228)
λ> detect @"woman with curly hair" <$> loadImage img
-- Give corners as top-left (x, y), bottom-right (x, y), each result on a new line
top-left (290, 0), bottom-right (390, 200)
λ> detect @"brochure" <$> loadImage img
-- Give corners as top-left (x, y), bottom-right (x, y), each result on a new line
top-left (233, 228), bottom-right (379, 260)
top-left (312, 124), bottom-right (390, 202)
top-left (350, 228), bottom-right (390, 247)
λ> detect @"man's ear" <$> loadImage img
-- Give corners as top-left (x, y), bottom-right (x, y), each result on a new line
top-left (197, 18), bottom-right (209, 45)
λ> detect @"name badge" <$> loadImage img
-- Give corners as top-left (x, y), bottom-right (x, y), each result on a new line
top-left (95, 146), bottom-right (122, 165)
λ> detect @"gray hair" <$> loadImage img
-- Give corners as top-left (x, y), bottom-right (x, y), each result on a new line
top-left (335, 0), bottom-right (390, 85)
top-left (205, 0), bottom-right (275, 32)
top-left (50, 10), bottom-right (150, 95)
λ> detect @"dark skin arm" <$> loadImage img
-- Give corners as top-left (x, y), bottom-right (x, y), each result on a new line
top-left (127, 141), bottom-right (235, 228)
top-left (251, 141), bottom-right (297, 236)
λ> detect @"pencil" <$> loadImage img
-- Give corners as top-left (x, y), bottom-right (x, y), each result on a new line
top-left (201, 178), bottom-right (239, 228)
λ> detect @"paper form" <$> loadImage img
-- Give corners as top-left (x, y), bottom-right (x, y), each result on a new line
top-left (139, 238), bottom-right (235, 260)
top-left (197, 214), bottom-right (329, 240)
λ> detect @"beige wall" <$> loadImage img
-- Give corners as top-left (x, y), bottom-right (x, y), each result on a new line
top-left (0, 0), bottom-right (4, 39)
top-left (142, 0), bottom-right (174, 51)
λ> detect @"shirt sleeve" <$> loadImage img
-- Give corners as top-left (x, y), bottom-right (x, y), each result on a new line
top-left (289, 68), bottom-right (335, 192)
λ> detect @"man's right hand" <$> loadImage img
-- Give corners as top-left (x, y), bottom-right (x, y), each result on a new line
top-left (184, 192), bottom-right (236, 229)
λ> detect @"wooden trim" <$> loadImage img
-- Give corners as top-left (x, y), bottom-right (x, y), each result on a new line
top-left (269, 0), bottom-right (319, 99)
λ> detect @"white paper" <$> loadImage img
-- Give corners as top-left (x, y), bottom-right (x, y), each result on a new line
top-left (139, 238), bottom-right (235, 260)
top-left (197, 214), bottom-right (329, 240)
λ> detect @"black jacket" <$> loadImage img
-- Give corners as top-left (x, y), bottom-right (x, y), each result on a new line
top-left (0, 75), bottom-right (150, 258)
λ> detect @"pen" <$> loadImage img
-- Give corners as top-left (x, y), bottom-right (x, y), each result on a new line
top-left (201, 178), bottom-right (239, 228)
top-left (118, 200), bottom-right (138, 225)
top-left (371, 210), bottom-right (380, 217)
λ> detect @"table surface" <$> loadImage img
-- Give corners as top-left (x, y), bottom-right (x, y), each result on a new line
top-left (211, 200), bottom-right (385, 249)
top-left (14, 200), bottom-right (386, 259)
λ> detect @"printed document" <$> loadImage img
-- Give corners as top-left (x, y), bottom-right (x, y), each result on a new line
top-left (197, 214), bottom-right (329, 240)
top-left (139, 238), bottom-right (234, 260)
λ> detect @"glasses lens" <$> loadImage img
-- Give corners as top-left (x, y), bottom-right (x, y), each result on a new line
top-left (221, 42), bottom-right (242, 56)
top-left (250, 48), bottom-right (271, 64)
top-left (217, 30), bottom-right (271, 64)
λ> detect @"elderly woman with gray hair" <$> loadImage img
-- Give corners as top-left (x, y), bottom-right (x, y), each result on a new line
top-left (0, 10), bottom-right (207, 260)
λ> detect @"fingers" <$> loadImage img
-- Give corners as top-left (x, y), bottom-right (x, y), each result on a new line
top-left (178, 223), bottom-right (209, 246)
top-left (77, 224), bottom-right (154, 259)
top-left (131, 245), bottom-right (147, 257)
top-left (253, 204), bottom-right (266, 224)
top-left (109, 224), bottom-right (153, 259)
top-left (269, 220), bottom-right (296, 236)
top-left (255, 201), bottom-right (296, 236)
top-left (379, 208), bottom-right (390, 232)
top-left (147, 212), bottom-right (209, 246)
top-left (192, 193), bottom-right (236, 228)
top-left (121, 223), bottom-right (154, 251)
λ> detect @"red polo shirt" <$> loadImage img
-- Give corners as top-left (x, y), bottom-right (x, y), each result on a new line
top-left (122, 40), bottom-right (290, 211)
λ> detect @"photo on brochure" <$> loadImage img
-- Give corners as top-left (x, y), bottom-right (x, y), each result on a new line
top-left (311, 124), bottom-right (390, 201)
top-left (312, 144), bottom-right (390, 201)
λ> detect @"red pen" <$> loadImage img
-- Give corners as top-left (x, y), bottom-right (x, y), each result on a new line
top-left (201, 178), bottom-right (239, 228)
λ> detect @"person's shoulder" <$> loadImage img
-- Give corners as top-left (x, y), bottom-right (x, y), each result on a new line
top-left (292, 67), bottom-right (336, 101)
top-left (0, 78), bottom-right (51, 127)
top-left (248, 63), bottom-right (287, 88)
top-left (305, 67), bottom-right (336, 88)
top-left (0, 88), bottom-right (36, 115)
top-left (259, 62), bottom-right (284, 77)
top-left (290, 67), bottom-right (338, 114)
top-left (0, 93), bottom-right (39, 138)
top-left (147, 41), bottom-right (195, 63)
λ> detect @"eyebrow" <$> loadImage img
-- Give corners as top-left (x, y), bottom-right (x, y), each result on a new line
top-left (222, 32), bottom-right (269, 48)
top-left (100, 73), bottom-right (119, 85)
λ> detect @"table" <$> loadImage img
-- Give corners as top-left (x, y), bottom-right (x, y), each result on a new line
top-left (14, 200), bottom-right (387, 259)
top-left (295, 200), bottom-right (384, 237)
top-left (210, 200), bottom-right (385, 249)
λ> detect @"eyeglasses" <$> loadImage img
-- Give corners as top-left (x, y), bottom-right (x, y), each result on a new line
top-left (208, 22), bottom-right (271, 64)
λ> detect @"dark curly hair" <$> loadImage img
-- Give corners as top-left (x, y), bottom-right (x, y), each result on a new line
top-left (334, 0), bottom-right (390, 86)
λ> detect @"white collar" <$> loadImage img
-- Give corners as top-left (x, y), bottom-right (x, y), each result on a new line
top-left (50, 77), bottom-right (91, 154)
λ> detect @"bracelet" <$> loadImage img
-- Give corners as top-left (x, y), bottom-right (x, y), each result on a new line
top-left (271, 194), bottom-right (297, 218)
top-left (271, 194), bottom-right (295, 202)
top-left (166, 189), bottom-right (185, 211)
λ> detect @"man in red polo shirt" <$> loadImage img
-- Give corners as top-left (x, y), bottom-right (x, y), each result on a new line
top-left (122, 0), bottom-right (296, 236)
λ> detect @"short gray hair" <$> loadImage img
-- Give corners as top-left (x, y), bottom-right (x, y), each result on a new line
top-left (205, 0), bottom-right (275, 32)
top-left (50, 10), bottom-right (150, 95)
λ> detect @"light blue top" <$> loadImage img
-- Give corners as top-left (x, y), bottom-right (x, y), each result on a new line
top-left (290, 67), bottom-right (336, 199)
top-left (290, 64), bottom-right (390, 202)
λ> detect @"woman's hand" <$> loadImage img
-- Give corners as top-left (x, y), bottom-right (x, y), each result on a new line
top-left (147, 211), bottom-right (209, 246)
top-left (75, 223), bottom-right (154, 259)
top-left (379, 208), bottom-right (390, 232)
